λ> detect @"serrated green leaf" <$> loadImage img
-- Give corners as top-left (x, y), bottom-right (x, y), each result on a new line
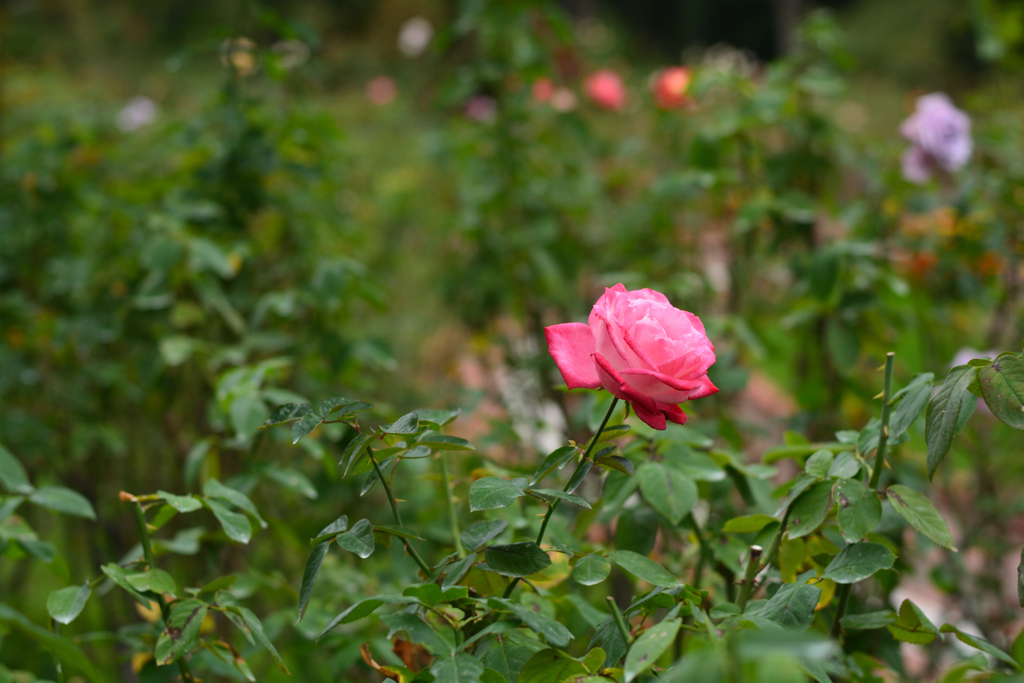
top-left (804, 449), bottom-right (834, 478)
top-left (888, 374), bottom-right (934, 438)
top-left (470, 478), bottom-right (525, 512)
top-left (608, 550), bottom-right (681, 587)
top-left (263, 402), bottom-right (312, 427)
top-left (886, 485), bottom-right (955, 550)
top-left (158, 490), bottom-right (203, 513)
top-left (155, 599), bottom-right (207, 666)
top-left (528, 488), bottom-right (591, 509)
top-left (840, 610), bottom-right (897, 630)
top-left (787, 480), bottom-right (833, 539)
top-left (0, 603), bottom-right (102, 682)
top-left (29, 486), bottom-right (95, 520)
top-left (836, 478), bottom-right (881, 543)
top-left (264, 466), bottom-right (318, 499)
top-left (47, 582), bottom-right (92, 625)
top-left (722, 514), bottom-right (777, 533)
top-left (443, 554), bottom-right (477, 590)
top-left (822, 542), bottom-right (894, 584)
top-left (319, 397), bottom-right (358, 417)
top-left (297, 543), bottom-right (328, 623)
top-left (387, 412), bottom-right (420, 435)
top-left (596, 455), bottom-right (634, 475)
top-left (461, 519), bottom-right (508, 551)
top-left (624, 618), bottom-right (681, 682)
top-left (940, 623), bottom-right (1022, 670)
top-left (290, 412), bottom-right (323, 443)
top-left (203, 479), bottom-right (267, 528)
top-left (336, 518), bottom-right (375, 558)
top-left (492, 598), bottom-right (573, 648)
top-left (530, 446), bottom-right (577, 486)
top-left (202, 498), bottom-right (252, 543)
top-left (827, 452), bottom-right (861, 479)
top-left (637, 462), bottom-right (697, 525)
top-left (375, 525), bottom-right (425, 541)
top-left (887, 599), bottom-right (939, 644)
top-left (100, 563), bottom-right (153, 608)
top-left (417, 433), bottom-right (474, 451)
top-left (518, 649), bottom-right (587, 683)
top-left (760, 583), bottom-right (821, 631)
top-left (238, 606), bottom-right (290, 673)
top-left (431, 652), bottom-right (485, 683)
top-left (566, 460), bottom-right (592, 495)
top-left (979, 354), bottom-right (1024, 430)
top-left (382, 611), bottom-right (454, 655)
top-left (0, 444), bottom-right (33, 494)
top-left (318, 594), bottom-right (418, 639)
top-left (125, 568), bottom-right (177, 596)
top-left (484, 542), bottom-right (551, 577)
top-left (925, 365), bottom-right (977, 479)
top-left (573, 554), bottom-right (611, 586)
top-left (404, 583), bottom-right (445, 607)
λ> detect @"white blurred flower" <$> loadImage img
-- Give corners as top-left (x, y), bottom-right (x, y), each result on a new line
top-left (116, 97), bottom-right (159, 132)
top-left (550, 87), bottom-right (578, 112)
top-left (271, 39), bottom-right (309, 70)
top-left (220, 37), bottom-right (259, 76)
top-left (398, 17), bottom-right (433, 57)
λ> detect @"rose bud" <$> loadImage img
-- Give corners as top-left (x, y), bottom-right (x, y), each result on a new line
top-left (545, 284), bottom-right (718, 429)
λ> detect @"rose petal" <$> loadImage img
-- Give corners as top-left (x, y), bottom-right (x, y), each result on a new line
top-left (657, 402), bottom-right (687, 425)
top-left (686, 374), bottom-right (719, 400)
top-left (632, 400), bottom-right (667, 430)
top-left (544, 323), bottom-right (601, 390)
top-left (593, 352), bottom-right (658, 414)
top-left (618, 367), bottom-right (702, 404)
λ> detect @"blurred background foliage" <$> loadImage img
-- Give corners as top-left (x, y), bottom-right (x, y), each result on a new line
top-left (3, 0), bottom-right (1024, 680)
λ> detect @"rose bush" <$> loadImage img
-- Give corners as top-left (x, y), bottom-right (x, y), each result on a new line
top-left (545, 283), bottom-right (718, 429)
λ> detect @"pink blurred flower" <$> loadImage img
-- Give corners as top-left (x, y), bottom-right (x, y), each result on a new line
top-left (550, 88), bottom-right (578, 113)
top-left (532, 78), bottom-right (555, 103)
top-left (545, 284), bottom-right (718, 429)
top-left (900, 93), bottom-right (972, 183)
top-left (465, 95), bottom-right (497, 122)
top-left (652, 66), bottom-right (692, 110)
top-left (584, 69), bottom-right (627, 111)
top-left (366, 77), bottom-right (398, 106)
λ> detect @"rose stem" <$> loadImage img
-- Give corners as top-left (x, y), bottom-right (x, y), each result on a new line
top-left (736, 506), bottom-right (792, 611)
top-left (368, 450), bottom-right (431, 574)
top-left (831, 351), bottom-right (895, 639)
top-left (130, 500), bottom-right (196, 683)
top-left (503, 397), bottom-right (621, 598)
top-left (439, 452), bottom-right (466, 558)
top-left (607, 596), bottom-right (632, 644)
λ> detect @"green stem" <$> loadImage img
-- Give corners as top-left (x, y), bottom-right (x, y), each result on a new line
top-left (439, 452), bottom-right (466, 558)
top-left (735, 545), bottom-right (764, 611)
top-left (830, 585), bottom-right (852, 639)
top-left (50, 621), bottom-right (65, 683)
top-left (833, 352), bottom-right (895, 639)
top-left (606, 596), bottom-right (632, 644)
top-left (369, 452), bottom-right (431, 574)
top-left (868, 352), bottom-right (897, 494)
top-left (131, 502), bottom-right (196, 683)
top-left (503, 398), bottom-right (620, 598)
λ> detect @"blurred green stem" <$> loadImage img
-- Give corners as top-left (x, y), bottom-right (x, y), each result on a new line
top-left (832, 352), bottom-right (895, 639)
top-left (607, 596), bottom-right (632, 644)
top-left (369, 452), bottom-right (431, 574)
top-left (503, 397), bottom-right (621, 598)
top-left (439, 452), bottom-right (466, 557)
top-left (131, 501), bottom-right (196, 683)
top-left (50, 620), bottom-right (64, 683)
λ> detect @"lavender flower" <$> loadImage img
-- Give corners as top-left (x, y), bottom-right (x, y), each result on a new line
top-left (900, 93), bottom-right (972, 183)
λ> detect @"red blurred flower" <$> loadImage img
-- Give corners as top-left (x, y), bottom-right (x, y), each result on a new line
top-left (652, 66), bottom-right (692, 109)
top-left (584, 69), bottom-right (626, 111)
top-left (532, 78), bottom-right (555, 103)
top-left (366, 77), bottom-right (398, 106)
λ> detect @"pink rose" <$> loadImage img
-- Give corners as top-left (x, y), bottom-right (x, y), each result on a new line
top-left (584, 69), bottom-right (627, 111)
top-left (899, 93), bottom-right (972, 183)
top-left (545, 284), bottom-right (718, 429)
top-left (652, 66), bottom-right (692, 110)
